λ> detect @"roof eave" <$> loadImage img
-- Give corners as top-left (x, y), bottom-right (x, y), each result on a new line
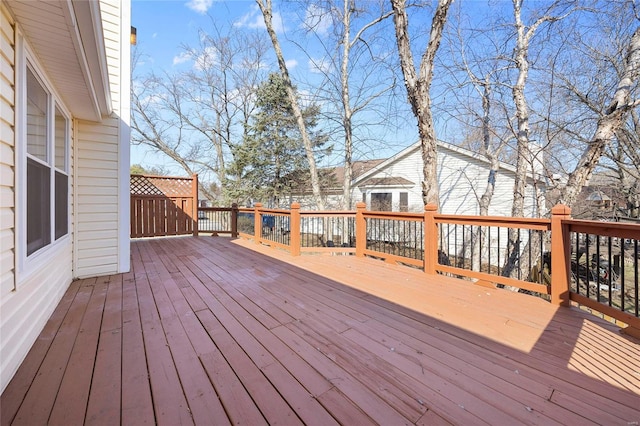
top-left (68, 0), bottom-right (112, 119)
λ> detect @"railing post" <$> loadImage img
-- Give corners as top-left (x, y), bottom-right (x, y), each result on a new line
top-left (231, 203), bottom-right (238, 238)
top-left (424, 204), bottom-right (438, 275)
top-left (550, 204), bottom-right (571, 307)
top-left (254, 202), bottom-right (263, 244)
top-left (192, 174), bottom-right (199, 237)
top-left (290, 202), bottom-right (301, 256)
top-left (355, 202), bottom-right (366, 257)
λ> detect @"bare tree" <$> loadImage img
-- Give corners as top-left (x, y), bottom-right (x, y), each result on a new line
top-left (510, 0), bottom-right (573, 218)
top-left (558, 27), bottom-right (640, 206)
top-left (294, 1), bottom-right (396, 209)
top-left (131, 27), bottom-right (270, 204)
top-left (391, 0), bottom-right (453, 206)
top-left (331, 1), bottom-right (395, 209)
top-left (256, 0), bottom-right (326, 209)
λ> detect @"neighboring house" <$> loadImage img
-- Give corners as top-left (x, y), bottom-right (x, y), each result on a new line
top-left (0, 0), bottom-right (131, 392)
top-left (295, 140), bottom-right (546, 217)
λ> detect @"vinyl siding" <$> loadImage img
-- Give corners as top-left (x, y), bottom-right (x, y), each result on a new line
top-left (75, 118), bottom-right (120, 277)
top-left (74, 0), bottom-right (129, 278)
top-left (0, 242), bottom-right (72, 392)
top-left (0, 3), bottom-right (76, 392)
top-left (0, 3), bottom-right (15, 300)
top-left (356, 144), bottom-right (541, 217)
top-left (0, 0), bottom-right (131, 393)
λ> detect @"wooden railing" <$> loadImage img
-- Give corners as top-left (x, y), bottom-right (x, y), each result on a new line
top-left (198, 202), bottom-right (640, 331)
top-left (564, 218), bottom-right (640, 329)
top-left (198, 205), bottom-right (238, 237)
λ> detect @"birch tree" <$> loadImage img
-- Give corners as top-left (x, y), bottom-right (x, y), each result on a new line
top-left (256, 0), bottom-right (326, 209)
top-left (558, 27), bottom-right (640, 206)
top-left (391, 0), bottom-right (453, 206)
top-left (302, 1), bottom-right (394, 209)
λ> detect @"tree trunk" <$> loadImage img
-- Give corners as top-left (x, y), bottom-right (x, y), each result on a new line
top-left (391, 0), bottom-right (452, 206)
top-left (558, 27), bottom-right (640, 206)
top-left (341, 0), bottom-right (354, 209)
top-left (256, 0), bottom-right (326, 210)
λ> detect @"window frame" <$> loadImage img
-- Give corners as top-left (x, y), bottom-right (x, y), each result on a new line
top-left (16, 34), bottom-right (72, 277)
top-left (370, 192), bottom-right (393, 212)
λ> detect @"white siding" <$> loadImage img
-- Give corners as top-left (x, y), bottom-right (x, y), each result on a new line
top-left (1, 0), bottom-right (130, 393)
top-left (0, 4), bottom-right (15, 299)
top-left (75, 117), bottom-right (120, 277)
top-left (0, 3), bottom-right (75, 392)
top-left (74, 0), bottom-right (130, 278)
top-left (355, 144), bottom-right (542, 217)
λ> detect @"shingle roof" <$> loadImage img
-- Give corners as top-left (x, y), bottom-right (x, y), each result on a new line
top-left (359, 177), bottom-right (414, 186)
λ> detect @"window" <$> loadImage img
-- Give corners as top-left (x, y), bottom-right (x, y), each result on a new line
top-left (399, 192), bottom-right (408, 212)
top-left (371, 193), bottom-right (392, 211)
top-left (23, 63), bottom-right (69, 258)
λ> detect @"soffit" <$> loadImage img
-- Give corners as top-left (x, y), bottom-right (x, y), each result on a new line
top-left (7, 0), bottom-right (110, 121)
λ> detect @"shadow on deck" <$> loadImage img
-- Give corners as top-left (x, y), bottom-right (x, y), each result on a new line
top-left (2, 236), bottom-right (639, 425)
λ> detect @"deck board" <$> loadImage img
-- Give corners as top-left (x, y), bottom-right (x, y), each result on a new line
top-left (2, 236), bottom-right (640, 425)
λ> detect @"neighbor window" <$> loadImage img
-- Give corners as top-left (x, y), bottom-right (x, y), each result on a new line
top-left (371, 193), bottom-right (392, 211)
top-left (24, 64), bottom-right (69, 257)
top-left (399, 192), bottom-right (408, 212)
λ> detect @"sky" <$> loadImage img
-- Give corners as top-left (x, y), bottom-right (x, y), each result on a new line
top-left (132, 1), bottom-right (280, 71)
top-left (130, 0), bottom-right (423, 175)
top-left (130, 0), bottom-right (334, 172)
top-left (132, 1), bottom-right (273, 171)
top-left (128, 1), bottom-right (523, 177)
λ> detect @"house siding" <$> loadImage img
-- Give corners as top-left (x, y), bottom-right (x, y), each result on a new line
top-left (1, 0), bottom-right (130, 393)
top-left (74, 0), bottom-right (129, 278)
top-left (0, 4), bottom-right (15, 300)
top-left (356, 144), bottom-right (542, 217)
top-left (0, 3), bottom-right (76, 391)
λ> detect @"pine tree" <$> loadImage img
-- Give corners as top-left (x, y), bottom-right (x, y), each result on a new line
top-left (226, 73), bottom-right (329, 206)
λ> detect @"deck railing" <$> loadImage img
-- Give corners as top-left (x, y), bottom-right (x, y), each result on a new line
top-left (198, 202), bottom-right (640, 331)
top-left (565, 219), bottom-right (640, 326)
top-left (197, 206), bottom-right (238, 236)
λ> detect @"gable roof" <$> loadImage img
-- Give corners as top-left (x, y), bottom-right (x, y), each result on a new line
top-left (352, 140), bottom-right (532, 187)
top-left (7, 0), bottom-right (112, 121)
top-left (317, 159), bottom-right (385, 193)
top-left (359, 177), bottom-right (414, 187)
top-left (331, 159), bottom-right (385, 184)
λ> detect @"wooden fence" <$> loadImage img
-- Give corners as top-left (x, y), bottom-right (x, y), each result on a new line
top-left (130, 174), bottom-right (198, 238)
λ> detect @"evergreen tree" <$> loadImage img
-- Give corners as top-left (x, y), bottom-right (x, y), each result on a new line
top-left (227, 73), bottom-right (329, 206)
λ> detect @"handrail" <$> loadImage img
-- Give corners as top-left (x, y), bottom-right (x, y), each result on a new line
top-left (434, 215), bottom-right (551, 231)
top-left (203, 202), bottom-right (640, 332)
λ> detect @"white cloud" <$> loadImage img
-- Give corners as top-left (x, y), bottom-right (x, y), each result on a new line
top-left (302, 4), bottom-right (332, 37)
top-left (194, 46), bottom-right (219, 71)
top-left (308, 57), bottom-right (330, 75)
top-left (173, 52), bottom-right (192, 66)
top-left (285, 59), bottom-right (298, 69)
top-left (235, 5), bottom-right (285, 33)
top-left (185, 0), bottom-right (214, 14)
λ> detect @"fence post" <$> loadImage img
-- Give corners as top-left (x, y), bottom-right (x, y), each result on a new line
top-left (355, 202), bottom-right (366, 257)
top-left (290, 202), bottom-right (301, 256)
top-left (550, 204), bottom-right (571, 306)
top-left (424, 204), bottom-right (438, 275)
top-left (192, 174), bottom-right (199, 237)
top-left (231, 203), bottom-right (238, 238)
top-left (254, 203), bottom-right (263, 244)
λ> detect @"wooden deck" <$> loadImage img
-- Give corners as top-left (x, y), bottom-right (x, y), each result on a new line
top-left (2, 236), bottom-right (639, 425)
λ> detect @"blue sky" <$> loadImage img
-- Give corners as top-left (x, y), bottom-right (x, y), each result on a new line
top-left (130, 0), bottom-right (343, 171)
top-left (129, 1), bottom-right (498, 174)
top-left (132, 1), bottom-right (282, 71)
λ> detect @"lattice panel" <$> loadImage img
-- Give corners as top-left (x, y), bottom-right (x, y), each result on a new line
top-left (131, 175), bottom-right (193, 197)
